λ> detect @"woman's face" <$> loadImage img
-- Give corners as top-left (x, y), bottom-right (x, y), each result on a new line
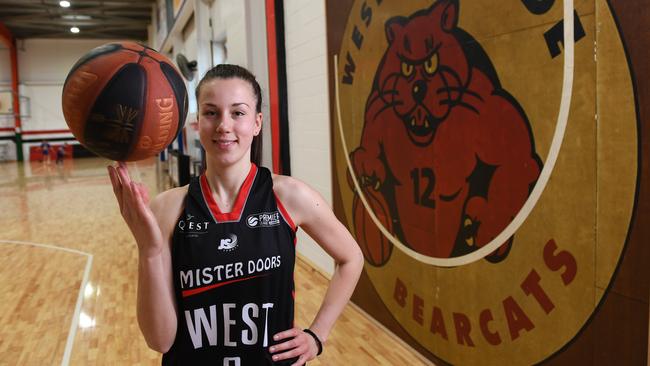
top-left (198, 78), bottom-right (262, 168)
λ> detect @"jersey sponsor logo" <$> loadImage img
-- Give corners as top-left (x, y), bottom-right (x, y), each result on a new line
top-left (247, 216), bottom-right (259, 227)
top-left (184, 302), bottom-right (275, 349)
top-left (178, 214), bottom-right (210, 237)
top-left (179, 255), bottom-right (282, 297)
top-left (218, 234), bottom-right (239, 251)
top-left (246, 212), bottom-right (281, 228)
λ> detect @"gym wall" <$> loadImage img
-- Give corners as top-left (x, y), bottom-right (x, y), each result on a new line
top-left (283, 0), bottom-right (336, 275)
top-left (327, 0), bottom-right (648, 364)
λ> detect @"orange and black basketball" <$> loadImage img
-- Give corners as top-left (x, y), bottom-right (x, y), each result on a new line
top-left (61, 41), bottom-right (187, 161)
top-left (353, 188), bottom-right (393, 266)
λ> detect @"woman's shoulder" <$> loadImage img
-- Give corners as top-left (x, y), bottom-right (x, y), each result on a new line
top-left (153, 184), bottom-right (188, 202)
top-left (150, 185), bottom-right (189, 222)
top-left (272, 174), bottom-right (310, 200)
top-left (272, 174), bottom-right (328, 226)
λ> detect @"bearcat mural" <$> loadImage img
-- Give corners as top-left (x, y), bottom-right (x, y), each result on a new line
top-left (351, 0), bottom-right (542, 264)
top-left (333, 0), bottom-right (643, 363)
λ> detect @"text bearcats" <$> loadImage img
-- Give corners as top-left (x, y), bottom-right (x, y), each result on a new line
top-left (180, 255), bottom-right (282, 289)
top-left (185, 302), bottom-right (275, 349)
top-left (393, 239), bottom-right (577, 346)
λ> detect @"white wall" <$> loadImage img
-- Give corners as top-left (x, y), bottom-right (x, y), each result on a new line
top-left (212, 0), bottom-right (248, 66)
top-left (284, 0), bottom-right (334, 275)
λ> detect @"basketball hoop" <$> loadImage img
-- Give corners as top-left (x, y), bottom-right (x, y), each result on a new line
top-left (0, 90), bottom-right (31, 119)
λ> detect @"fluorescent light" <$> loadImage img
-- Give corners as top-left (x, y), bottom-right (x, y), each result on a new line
top-left (62, 15), bottom-right (91, 20)
top-left (60, 1), bottom-right (71, 7)
top-left (70, 26), bottom-right (80, 33)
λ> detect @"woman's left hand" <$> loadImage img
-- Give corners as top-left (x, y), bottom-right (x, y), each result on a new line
top-left (270, 327), bottom-right (320, 365)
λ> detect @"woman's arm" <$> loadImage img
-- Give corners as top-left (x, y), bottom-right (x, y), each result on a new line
top-left (108, 163), bottom-right (184, 353)
top-left (271, 175), bottom-right (364, 365)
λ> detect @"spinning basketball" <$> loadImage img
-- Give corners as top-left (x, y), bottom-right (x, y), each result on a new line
top-left (62, 41), bottom-right (188, 161)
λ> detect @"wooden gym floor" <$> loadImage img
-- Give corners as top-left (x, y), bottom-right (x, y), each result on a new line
top-left (0, 156), bottom-right (430, 365)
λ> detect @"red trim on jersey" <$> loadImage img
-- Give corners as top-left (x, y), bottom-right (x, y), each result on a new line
top-left (200, 164), bottom-right (258, 222)
top-left (182, 273), bottom-right (269, 298)
top-left (274, 192), bottom-right (296, 232)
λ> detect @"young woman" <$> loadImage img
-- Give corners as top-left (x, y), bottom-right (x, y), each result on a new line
top-left (108, 64), bottom-right (364, 365)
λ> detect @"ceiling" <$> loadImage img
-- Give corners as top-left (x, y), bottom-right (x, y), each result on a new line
top-left (0, 0), bottom-right (155, 41)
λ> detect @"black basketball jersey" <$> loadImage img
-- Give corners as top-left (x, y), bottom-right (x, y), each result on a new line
top-left (163, 164), bottom-right (297, 366)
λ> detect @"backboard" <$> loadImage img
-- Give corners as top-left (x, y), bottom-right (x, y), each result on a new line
top-left (0, 90), bottom-right (30, 118)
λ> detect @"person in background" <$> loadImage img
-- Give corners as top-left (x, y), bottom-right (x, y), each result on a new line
top-left (40, 140), bottom-right (51, 164)
top-left (56, 143), bottom-right (66, 164)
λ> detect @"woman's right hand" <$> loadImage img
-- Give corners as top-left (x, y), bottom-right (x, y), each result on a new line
top-left (108, 162), bottom-right (164, 258)
top-left (109, 162), bottom-right (179, 351)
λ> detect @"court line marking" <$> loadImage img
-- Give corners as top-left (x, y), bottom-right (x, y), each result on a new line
top-left (334, 0), bottom-right (574, 267)
top-left (0, 239), bottom-right (93, 366)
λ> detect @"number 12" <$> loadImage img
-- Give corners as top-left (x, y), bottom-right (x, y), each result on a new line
top-left (410, 167), bottom-right (436, 209)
